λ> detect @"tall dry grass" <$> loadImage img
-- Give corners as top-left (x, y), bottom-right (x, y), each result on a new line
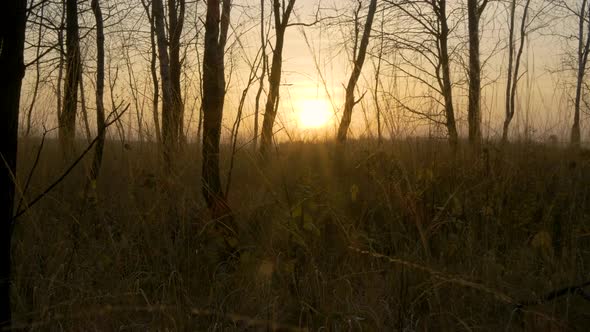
top-left (9, 137), bottom-right (590, 331)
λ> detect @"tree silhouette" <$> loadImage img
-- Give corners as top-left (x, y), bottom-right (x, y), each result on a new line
top-left (337, 0), bottom-right (377, 143)
top-left (0, 0), bottom-right (26, 326)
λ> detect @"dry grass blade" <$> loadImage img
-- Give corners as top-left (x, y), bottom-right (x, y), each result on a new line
top-left (348, 246), bottom-right (516, 305)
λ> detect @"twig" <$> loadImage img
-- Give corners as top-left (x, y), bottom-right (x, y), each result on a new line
top-left (15, 126), bottom-right (57, 213)
top-left (349, 246), bottom-right (516, 305)
top-left (515, 281), bottom-right (590, 308)
top-left (350, 246), bottom-right (590, 311)
top-left (11, 105), bottom-right (130, 223)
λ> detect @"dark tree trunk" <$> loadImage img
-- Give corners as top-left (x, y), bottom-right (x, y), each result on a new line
top-left (26, 1), bottom-right (45, 136)
top-left (59, 0), bottom-right (81, 154)
top-left (503, 0), bottom-right (516, 143)
top-left (90, 0), bottom-right (106, 182)
top-left (571, 0), bottom-right (590, 147)
top-left (56, 1), bottom-right (65, 133)
top-left (337, 0), bottom-right (377, 142)
top-left (374, 9), bottom-right (385, 145)
top-left (437, 0), bottom-right (458, 147)
top-left (467, 0), bottom-right (487, 146)
top-left (253, 0), bottom-right (267, 150)
top-left (259, 0), bottom-right (296, 157)
top-left (503, 0), bottom-right (530, 143)
top-left (168, 0), bottom-right (185, 147)
top-left (79, 73), bottom-right (92, 143)
top-left (141, 0), bottom-right (162, 145)
top-left (202, 0), bottom-right (233, 223)
top-left (0, 0), bottom-right (26, 327)
top-left (153, 0), bottom-right (176, 169)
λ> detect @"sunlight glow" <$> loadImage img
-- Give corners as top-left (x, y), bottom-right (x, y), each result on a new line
top-left (297, 99), bottom-right (332, 129)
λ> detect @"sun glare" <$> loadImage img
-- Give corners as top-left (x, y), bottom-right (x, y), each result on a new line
top-left (297, 99), bottom-right (332, 129)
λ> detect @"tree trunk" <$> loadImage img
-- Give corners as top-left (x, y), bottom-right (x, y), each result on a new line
top-left (168, 0), bottom-right (186, 148)
top-left (503, 0), bottom-right (530, 144)
top-left (26, 1), bottom-right (45, 136)
top-left (56, 1), bottom-right (65, 137)
top-left (467, 0), bottom-right (483, 146)
top-left (153, 0), bottom-right (176, 169)
top-left (337, 0), bottom-right (377, 143)
top-left (437, 0), bottom-right (458, 147)
top-left (90, 0), bottom-right (106, 182)
top-left (253, 0), bottom-right (267, 150)
top-left (503, 0), bottom-right (516, 143)
top-left (79, 74), bottom-right (92, 143)
top-left (141, 0), bottom-right (162, 145)
top-left (59, 0), bottom-right (81, 155)
top-left (259, 0), bottom-right (296, 157)
top-left (202, 0), bottom-right (233, 226)
top-left (0, 0), bottom-right (26, 327)
top-left (571, 0), bottom-right (590, 147)
top-left (374, 9), bottom-right (385, 145)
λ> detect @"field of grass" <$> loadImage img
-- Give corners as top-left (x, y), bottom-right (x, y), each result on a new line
top-left (9, 138), bottom-right (590, 331)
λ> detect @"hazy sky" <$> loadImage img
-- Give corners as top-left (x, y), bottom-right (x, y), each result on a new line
top-left (19, 0), bottom-right (589, 143)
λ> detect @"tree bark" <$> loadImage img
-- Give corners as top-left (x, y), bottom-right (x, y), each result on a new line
top-left (259, 0), bottom-right (296, 157)
top-left (437, 0), bottom-right (458, 147)
top-left (59, 0), bottom-right (82, 155)
top-left (153, 0), bottom-right (176, 169)
top-left (142, 0), bottom-right (162, 145)
top-left (79, 73), bottom-right (92, 143)
top-left (571, 0), bottom-right (590, 146)
top-left (374, 9), bottom-right (385, 145)
top-left (337, 0), bottom-right (377, 143)
top-left (56, 1), bottom-right (66, 136)
top-left (26, 1), bottom-right (45, 136)
top-left (202, 0), bottom-right (233, 224)
top-left (503, 0), bottom-right (530, 143)
top-left (467, 0), bottom-right (487, 146)
top-left (0, 0), bottom-right (26, 327)
top-left (90, 0), bottom-right (106, 182)
top-left (253, 0), bottom-right (267, 150)
top-left (168, 0), bottom-right (186, 147)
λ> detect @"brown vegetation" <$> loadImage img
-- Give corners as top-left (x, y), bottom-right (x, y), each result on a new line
top-left (10, 138), bottom-right (590, 330)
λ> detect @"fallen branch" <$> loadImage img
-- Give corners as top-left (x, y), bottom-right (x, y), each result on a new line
top-left (350, 246), bottom-right (590, 311)
top-left (349, 246), bottom-right (515, 304)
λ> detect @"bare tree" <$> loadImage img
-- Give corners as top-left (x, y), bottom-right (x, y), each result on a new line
top-left (502, 0), bottom-right (531, 143)
top-left (337, 0), bottom-right (377, 142)
top-left (89, 0), bottom-right (106, 184)
top-left (151, 0), bottom-right (187, 168)
top-left (153, 0), bottom-right (177, 168)
top-left (373, 8), bottom-right (385, 144)
top-left (259, 0), bottom-right (296, 157)
top-left (59, 0), bottom-right (82, 154)
top-left (79, 70), bottom-right (92, 143)
top-left (201, 0), bottom-right (235, 236)
top-left (467, 0), bottom-right (490, 146)
top-left (570, 0), bottom-right (590, 146)
top-left (0, 0), bottom-right (26, 327)
top-left (253, 0), bottom-right (268, 150)
top-left (56, 0), bottom-right (66, 136)
top-left (25, 0), bottom-right (46, 136)
top-left (437, 0), bottom-right (459, 147)
top-left (385, 0), bottom-right (459, 146)
top-left (141, 0), bottom-right (162, 145)
top-left (168, 0), bottom-right (186, 145)
top-left (227, 51), bottom-right (262, 195)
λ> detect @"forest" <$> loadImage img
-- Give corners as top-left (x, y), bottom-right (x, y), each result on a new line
top-left (2, 0), bottom-right (590, 330)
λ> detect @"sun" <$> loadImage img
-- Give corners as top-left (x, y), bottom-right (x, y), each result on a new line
top-left (297, 99), bottom-right (332, 129)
